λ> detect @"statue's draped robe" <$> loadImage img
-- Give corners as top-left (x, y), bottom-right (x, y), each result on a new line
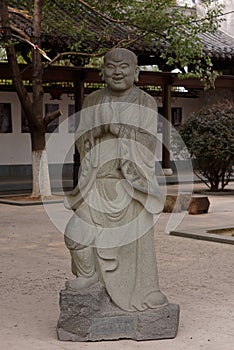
top-left (64, 86), bottom-right (166, 311)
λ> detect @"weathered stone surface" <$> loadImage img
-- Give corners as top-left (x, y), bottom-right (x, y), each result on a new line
top-left (64, 48), bottom-right (169, 314)
top-left (57, 283), bottom-right (180, 342)
top-left (189, 196), bottom-right (210, 215)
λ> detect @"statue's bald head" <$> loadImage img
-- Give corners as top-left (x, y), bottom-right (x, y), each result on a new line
top-left (104, 48), bottom-right (138, 66)
top-left (102, 48), bottom-right (140, 94)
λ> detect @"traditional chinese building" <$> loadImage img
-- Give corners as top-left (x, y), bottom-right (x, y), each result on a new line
top-left (0, 1), bottom-right (233, 192)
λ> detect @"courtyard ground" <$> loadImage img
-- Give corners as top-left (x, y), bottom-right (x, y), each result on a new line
top-left (0, 182), bottom-right (233, 350)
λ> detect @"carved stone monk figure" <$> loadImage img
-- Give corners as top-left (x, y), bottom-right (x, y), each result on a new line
top-left (64, 48), bottom-right (168, 312)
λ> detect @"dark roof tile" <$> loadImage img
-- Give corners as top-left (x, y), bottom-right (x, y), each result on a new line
top-left (1, 2), bottom-right (233, 61)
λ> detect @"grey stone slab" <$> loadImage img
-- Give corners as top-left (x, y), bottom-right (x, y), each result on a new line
top-left (0, 195), bottom-right (63, 206)
top-left (170, 230), bottom-right (234, 245)
top-left (91, 315), bottom-right (138, 340)
top-left (57, 283), bottom-right (179, 342)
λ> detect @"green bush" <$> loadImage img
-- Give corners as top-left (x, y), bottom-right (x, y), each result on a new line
top-left (179, 101), bottom-right (234, 191)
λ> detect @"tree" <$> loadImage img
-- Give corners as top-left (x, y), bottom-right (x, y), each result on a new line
top-left (179, 101), bottom-right (234, 191)
top-left (0, 0), bottom-right (223, 197)
top-left (1, 0), bottom-right (61, 197)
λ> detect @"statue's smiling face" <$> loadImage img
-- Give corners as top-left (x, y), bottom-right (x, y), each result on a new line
top-left (103, 50), bottom-right (139, 94)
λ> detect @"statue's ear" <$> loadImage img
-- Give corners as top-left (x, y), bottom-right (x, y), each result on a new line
top-left (134, 66), bottom-right (140, 83)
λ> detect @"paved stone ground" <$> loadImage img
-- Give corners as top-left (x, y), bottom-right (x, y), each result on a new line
top-left (0, 182), bottom-right (233, 350)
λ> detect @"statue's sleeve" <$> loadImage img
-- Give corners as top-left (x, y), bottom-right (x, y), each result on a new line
top-left (64, 94), bottom-right (99, 210)
top-left (119, 104), bottom-right (164, 214)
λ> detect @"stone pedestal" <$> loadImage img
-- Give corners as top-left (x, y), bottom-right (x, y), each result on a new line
top-left (57, 283), bottom-right (180, 342)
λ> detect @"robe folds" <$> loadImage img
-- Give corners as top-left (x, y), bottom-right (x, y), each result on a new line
top-left (64, 86), bottom-right (166, 311)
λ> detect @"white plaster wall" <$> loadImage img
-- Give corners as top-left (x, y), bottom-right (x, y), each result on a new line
top-left (0, 92), bottom-right (31, 164)
top-left (170, 97), bottom-right (202, 122)
top-left (0, 90), bottom-right (228, 166)
top-left (0, 92), bottom-right (75, 165)
top-left (43, 93), bottom-right (75, 166)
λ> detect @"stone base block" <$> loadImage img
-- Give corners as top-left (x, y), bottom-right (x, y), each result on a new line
top-left (163, 194), bottom-right (191, 213)
top-left (189, 196), bottom-right (210, 214)
top-left (57, 283), bottom-right (180, 342)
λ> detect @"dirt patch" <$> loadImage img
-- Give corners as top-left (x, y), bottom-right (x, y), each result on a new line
top-left (0, 194), bottom-right (64, 206)
top-left (207, 228), bottom-right (234, 237)
top-left (0, 195), bottom-right (64, 202)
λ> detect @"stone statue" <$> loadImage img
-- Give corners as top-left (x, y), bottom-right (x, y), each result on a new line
top-left (63, 48), bottom-right (168, 312)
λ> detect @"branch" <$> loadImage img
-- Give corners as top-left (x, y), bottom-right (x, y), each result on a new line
top-left (111, 36), bottom-right (145, 49)
top-left (44, 50), bottom-right (104, 67)
top-left (54, 0), bottom-right (165, 39)
top-left (43, 109), bottom-right (61, 127)
top-left (8, 6), bottom-right (31, 19)
top-left (193, 169), bottom-right (211, 189)
top-left (11, 29), bottom-right (144, 69)
top-left (187, 9), bottom-right (232, 26)
top-left (77, 1), bottom-right (226, 37)
top-left (1, 0), bottom-right (32, 115)
top-left (43, 33), bottom-right (148, 68)
top-left (76, 0), bottom-right (128, 25)
top-left (10, 25), bottom-right (30, 41)
top-left (11, 33), bottom-right (52, 61)
top-left (77, 0), bottom-right (161, 35)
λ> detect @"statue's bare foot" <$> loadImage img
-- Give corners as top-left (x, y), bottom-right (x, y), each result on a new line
top-left (147, 291), bottom-right (168, 307)
top-left (65, 273), bottom-right (98, 291)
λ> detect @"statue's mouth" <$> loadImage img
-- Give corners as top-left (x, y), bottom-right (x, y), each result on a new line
top-left (112, 77), bottom-right (124, 81)
top-left (112, 79), bottom-right (124, 84)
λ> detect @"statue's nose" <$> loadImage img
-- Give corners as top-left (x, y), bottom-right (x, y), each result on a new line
top-left (113, 67), bottom-right (122, 75)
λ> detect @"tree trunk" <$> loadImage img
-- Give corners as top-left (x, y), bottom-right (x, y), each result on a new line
top-left (31, 130), bottom-right (51, 198)
top-left (1, 0), bottom-right (53, 198)
top-left (30, 0), bottom-right (52, 198)
top-left (31, 150), bottom-right (51, 198)
top-left (1, 0), bottom-right (32, 115)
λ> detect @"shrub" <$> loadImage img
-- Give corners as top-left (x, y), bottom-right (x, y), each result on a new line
top-left (179, 101), bottom-right (234, 191)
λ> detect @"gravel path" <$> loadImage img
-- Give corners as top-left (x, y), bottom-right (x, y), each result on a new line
top-left (0, 184), bottom-right (233, 350)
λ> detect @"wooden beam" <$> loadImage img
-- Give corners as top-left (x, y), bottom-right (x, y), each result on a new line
top-left (0, 63), bottom-right (233, 89)
top-left (173, 75), bottom-right (234, 89)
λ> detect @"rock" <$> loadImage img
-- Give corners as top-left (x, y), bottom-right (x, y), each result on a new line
top-left (163, 194), bottom-right (210, 215)
top-left (163, 194), bottom-right (192, 213)
top-left (57, 283), bottom-right (180, 342)
top-left (188, 196), bottom-right (210, 215)
top-left (163, 195), bottom-right (182, 213)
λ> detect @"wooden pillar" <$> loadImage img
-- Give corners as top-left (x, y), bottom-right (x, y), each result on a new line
top-left (162, 81), bottom-right (173, 175)
top-left (73, 76), bottom-right (85, 187)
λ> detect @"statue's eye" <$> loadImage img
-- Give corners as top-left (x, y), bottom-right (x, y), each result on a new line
top-left (120, 64), bottom-right (129, 69)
